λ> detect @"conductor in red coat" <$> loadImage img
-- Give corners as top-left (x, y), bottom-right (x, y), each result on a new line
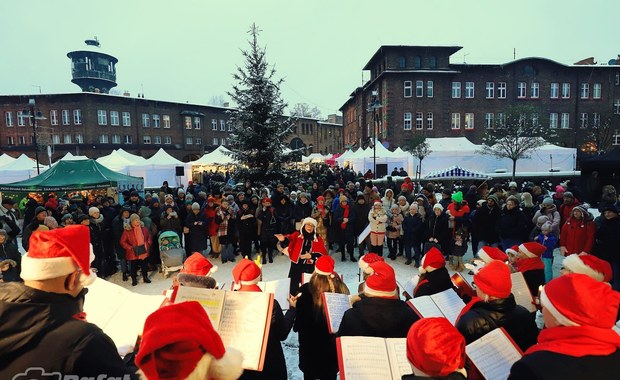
top-left (276, 217), bottom-right (327, 294)
top-left (120, 213), bottom-right (152, 286)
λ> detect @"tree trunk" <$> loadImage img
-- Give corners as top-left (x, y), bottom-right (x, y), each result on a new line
top-left (511, 159), bottom-right (517, 181)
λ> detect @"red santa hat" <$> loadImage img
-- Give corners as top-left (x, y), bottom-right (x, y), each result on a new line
top-left (364, 261), bottom-right (398, 298)
top-left (519, 242), bottom-right (546, 258)
top-left (232, 258), bottom-right (262, 291)
top-left (182, 252), bottom-right (218, 277)
top-left (562, 254), bottom-right (612, 283)
top-left (407, 318), bottom-right (466, 378)
top-left (358, 253), bottom-right (384, 274)
top-left (505, 245), bottom-right (519, 256)
top-left (474, 260), bottom-right (512, 299)
top-left (21, 225), bottom-right (96, 286)
top-left (477, 246), bottom-right (508, 264)
top-left (315, 255), bottom-right (335, 276)
top-left (419, 247), bottom-right (445, 274)
top-left (136, 301), bottom-right (243, 380)
top-left (540, 273), bottom-right (620, 328)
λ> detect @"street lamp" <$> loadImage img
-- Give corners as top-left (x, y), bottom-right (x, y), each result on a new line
top-left (24, 98), bottom-right (47, 174)
top-left (367, 90), bottom-right (382, 177)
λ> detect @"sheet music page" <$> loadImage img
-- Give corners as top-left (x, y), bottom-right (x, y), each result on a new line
top-left (173, 287), bottom-right (226, 328)
top-left (339, 336), bottom-right (394, 380)
top-left (258, 278), bottom-right (291, 310)
top-left (385, 338), bottom-right (413, 380)
top-left (408, 296), bottom-right (444, 319)
top-left (430, 289), bottom-right (466, 325)
top-left (466, 328), bottom-right (522, 380)
top-left (302, 272), bottom-right (312, 285)
top-left (403, 276), bottom-right (418, 299)
top-left (358, 224), bottom-right (371, 245)
top-left (218, 291), bottom-right (272, 371)
top-left (322, 292), bottom-right (352, 333)
top-left (510, 272), bottom-right (536, 312)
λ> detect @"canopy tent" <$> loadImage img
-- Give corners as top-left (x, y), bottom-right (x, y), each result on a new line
top-left (302, 153), bottom-right (329, 164)
top-left (0, 154), bottom-right (49, 184)
top-left (128, 148), bottom-right (191, 188)
top-left (424, 165), bottom-right (491, 181)
top-left (96, 150), bottom-right (140, 174)
top-left (190, 145), bottom-right (236, 166)
top-left (325, 153), bottom-right (342, 166)
top-left (115, 148), bottom-right (148, 165)
top-left (336, 139), bottom-right (413, 175)
top-left (0, 154), bottom-right (16, 167)
top-left (0, 159), bottom-right (143, 193)
top-left (56, 152), bottom-right (89, 162)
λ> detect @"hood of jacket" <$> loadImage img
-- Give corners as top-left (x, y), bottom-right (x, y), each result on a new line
top-left (384, 189), bottom-right (394, 198)
top-left (139, 205), bottom-right (152, 218)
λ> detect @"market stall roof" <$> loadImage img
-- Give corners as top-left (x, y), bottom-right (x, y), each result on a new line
top-left (0, 154), bottom-right (48, 171)
top-left (190, 145), bottom-right (235, 166)
top-left (0, 159), bottom-right (143, 192)
top-left (145, 148), bottom-right (184, 165)
top-left (115, 148), bottom-right (148, 165)
top-left (56, 152), bottom-right (90, 162)
top-left (424, 165), bottom-right (491, 180)
top-left (0, 153), bottom-right (16, 167)
top-left (96, 150), bottom-right (141, 172)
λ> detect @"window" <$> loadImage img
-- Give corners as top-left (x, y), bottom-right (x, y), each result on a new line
top-left (593, 83), bottom-right (601, 99)
top-left (110, 111), bottom-right (120, 126)
top-left (193, 117), bottom-right (201, 129)
top-left (73, 109), bottom-right (82, 125)
top-left (124, 135), bottom-right (132, 144)
top-left (498, 82), bottom-right (506, 99)
top-left (18, 136), bottom-right (27, 145)
top-left (451, 113), bottom-right (461, 129)
top-left (485, 113), bottom-right (494, 129)
top-left (97, 110), bottom-right (107, 125)
top-left (5, 112), bottom-right (13, 127)
top-left (7, 136), bottom-right (14, 145)
top-left (531, 82), bottom-right (540, 98)
top-left (220, 120), bottom-right (226, 131)
top-left (154, 136), bottom-right (162, 145)
top-left (550, 113), bottom-right (558, 128)
top-left (122, 112), bottom-right (131, 127)
top-left (517, 82), bottom-right (527, 98)
top-left (162, 114), bottom-right (170, 128)
top-left (49, 110), bottom-right (57, 126)
top-left (426, 81), bottom-right (433, 97)
top-left (561, 83), bottom-right (570, 99)
top-left (99, 135), bottom-right (109, 144)
top-left (142, 113), bottom-right (150, 128)
top-left (153, 114), bottom-right (160, 128)
top-left (64, 135), bottom-right (72, 144)
top-left (213, 137), bottom-right (219, 146)
top-left (615, 133), bottom-right (620, 146)
top-left (485, 82), bottom-right (494, 98)
top-left (398, 56), bottom-right (406, 68)
top-left (184, 116), bottom-right (192, 129)
top-left (497, 112), bottom-right (505, 128)
top-left (62, 110), bottom-right (70, 125)
top-left (112, 135), bottom-right (121, 144)
top-left (415, 112), bottom-right (423, 130)
top-left (143, 135), bottom-right (151, 144)
top-left (17, 111), bottom-right (26, 126)
top-left (580, 113), bottom-right (588, 128)
top-left (227, 122), bottom-right (232, 132)
top-left (75, 134), bottom-right (83, 144)
top-left (211, 119), bottom-right (218, 130)
top-left (452, 82), bottom-right (461, 98)
top-left (617, 73), bottom-right (620, 86)
top-left (221, 138), bottom-right (226, 145)
top-left (532, 113), bottom-right (539, 127)
top-left (186, 137), bottom-right (193, 145)
top-left (429, 56), bottom-right (437, 68)
top-left (465, 82), bottom-right (474, 98)
top-left (403, 112), bottom-right (412, 130)
top-left (561, 113), bottom-right (570, 129)
top-left (593, 113), bottom-right (601, 127)
top-left (615, 99), bottom-right (620, 115)
top-left (465, 113), bottom-right (474, 129)
top-left (164, 136), bottom-right (172, 145)
top-left (427, 112), bottom-right (433, 129)
top-left (413, 56), bottom-right (421, 68)
top-left (550, 83), bottom-right (559, 98)
top-left (195, 137), bottom-right (202, 146)
top-left (52, 135), bottom-right (60, 145)
top-left (580, 83), bottom-right (590, 99)
top-left (415, 81), bottom-right (423, 97)
top-left (404, 81), bottom-right (412, 97)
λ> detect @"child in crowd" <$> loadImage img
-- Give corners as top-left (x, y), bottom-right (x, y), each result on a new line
top-left (535, 221), bottom-right (557, 283)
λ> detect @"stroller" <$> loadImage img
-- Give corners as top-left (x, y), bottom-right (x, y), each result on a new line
top-left (158, 230), bottom-right (184, 278)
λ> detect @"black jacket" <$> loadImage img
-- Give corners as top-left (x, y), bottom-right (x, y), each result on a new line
top-left (594, 215), bottom-right (620, 264)
top-left (0, 241), bottom-right (21, 282)
top-left (402, 213), bottom-right (424, 243)
top-left (333, 204), bottom-right (357, 242)
top-left (509, 350), bottom-right (620, 380)
top-left (353, 201), bottom-right (371, 235)
top-left (413, 267), bottom-right (455, 298)
top-left (0, 282), bottom-right (134, 379)
top-left (426, 213), bottom-right (451, 254)
top-left (497, 207), bottom-right (529, 241)
top-left (338, 296), bottom-right (420, 338)
top-left (455, 294), bottom-right (538, 352)
top-left (471, 203), bottom-right (501, 243)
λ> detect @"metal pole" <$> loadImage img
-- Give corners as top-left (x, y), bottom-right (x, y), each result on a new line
top-left (373, 107), bottom-right (376, 177)
top-left (30, 101), bottom-right (41, 174)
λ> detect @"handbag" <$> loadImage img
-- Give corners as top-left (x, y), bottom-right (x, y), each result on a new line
top-left (133, 244), bottom-right (147, 255)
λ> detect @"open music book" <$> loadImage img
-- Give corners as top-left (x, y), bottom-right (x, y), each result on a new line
top-left (398, 275), bottom-right (419, 300)
top-left (258, 278), bottom-right (290, 310)
top-left (337, 336), bottom-right (413, 380)
top-left (322, 292), bottom-right (352, 334)
top-left (407, 288), bottom-right (465, 325)
top-left (172, 286), bottom-right (274, 371)
top-left (466, 327), bottom-right (523, 380)
top-left (511, 272), bottom-right (537, 312)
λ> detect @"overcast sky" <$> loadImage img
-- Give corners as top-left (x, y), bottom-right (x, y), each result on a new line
top-left (1, 0), bottom-right (617, 117)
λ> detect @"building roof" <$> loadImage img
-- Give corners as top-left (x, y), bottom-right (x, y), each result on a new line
top-left (363, 45), bottom-right (462, 70)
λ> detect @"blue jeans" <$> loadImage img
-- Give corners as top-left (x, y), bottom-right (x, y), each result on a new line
top-left (542, 257), bottom-right (554, 283)
top-left (404, 241), bottom-right (421, 263)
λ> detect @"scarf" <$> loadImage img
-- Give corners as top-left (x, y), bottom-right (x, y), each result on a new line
top-left (515, 257), bottom-right (546, 273)
top-left (455, 297), bottom-right (484, 325)
top-left (340, 202), bottom-right (349, 230)
top-left (316, 197), bottom-right (327, 217)
top-left (132, 226), bottom-right (145, 246)
top-left (525, 325), bottom-right (620, 357)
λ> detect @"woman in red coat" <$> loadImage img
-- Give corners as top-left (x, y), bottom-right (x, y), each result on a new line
top-left (204, 196), bottom-right (220, 258)
top-left (120, 213), bottom-right (152, 286)
top-left (559, 204), bottom-right (595, 257)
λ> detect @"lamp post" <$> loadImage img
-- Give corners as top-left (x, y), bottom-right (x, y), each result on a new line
top-left (26, 98), bottom-right (46, 175)
top-left (367, 90), bottom-right (382, 177)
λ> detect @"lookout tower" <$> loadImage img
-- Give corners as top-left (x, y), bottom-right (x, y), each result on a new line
top-left (67, 38), bottom-right (118, 93)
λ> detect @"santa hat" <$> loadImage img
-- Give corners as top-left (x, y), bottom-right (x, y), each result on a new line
top-left (474, 261), bottom-right (512, 299)
top-left (407, 318), bottom-right (466, 378)
top-left (478, 246), bottom-right (508, 264)
top-left (315, 255), bottom-right (335, 276)
top-left (419, 247), bottom-right (445, 274)
top-left (182, 252), bottom-right (218, 277)
top-left (373, 199), bottom-right (383, 205)
top-left (232, 258), bottom-right (262, 291)
top-left (540, 273), bottom-right (620, 328)
top-left (519, 242), bottom-right (546, 258)
top-left (262, 197), bottom-right (272, 204)
top-left (562, 254), bottom-right (612, 283)
top-left (358, 253), bottom-right (384, 274)
top-left (136, 301), bottom-right (243, 380)
top-left (21, 225), bottom-right (96, 286)
top-left (505, 245), bottom-right (519, 256)
top-left (364, 261), bottom-right (398, 298)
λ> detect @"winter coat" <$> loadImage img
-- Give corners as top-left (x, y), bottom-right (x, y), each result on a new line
top-left (560, 216), bottom-right (595, 255)
top-left (368, 208), bottom-right (388, 233)
top-left (203, 206), bottom-right (218, 236)
top-left (0, 282), bottom-right (133, 379)
top-left (159, 211), bottom-right (182, 236)
top-left (275, 201), bottom-right (295, 235)
top-left (333, 204), bottom-right (357, 243)
top-left (381, 191), bottom-right (396, 214)
top-left (120, 225), bottom-right (151, 261)
top-left (594, 215), bottom-right (620, 264)
top-left (111, 215), bottom-right (129, 260)
top-left (559, 200), bottom-right (580, 227)
top-left (338, 296), bottom-right (420, 338)
top-left (353, 201), bottom-right (371, 235)
top-left (0, 240), bottom-right (21, 282)
top-left (531, 205), bottom-right (561, 238)
top-left (386, 212), bottom-right (403, 239)
top-left (89, 215), bottom-right (105, 261)
top-left (413, 194), bottom-right (432, 222)
top-left (426, 213), bottom-right (452, 255)
top-left (185, 211), bottom-right (208, 253)
top-left (471, 203), bottom-right (501, 243)
top-left (402, 213), bottom-right (425, 244)
top-left (257, 206), bottom-right (279, 243)
top-left (293, 200), bottom-right (313, 223)
top-left (310, 207), bottom-right (330, 245)
top-left (456, 294), bottom-right (539, 352)
top-left (446, 201), bottom-right (471, 234)
top-left (413, 267), bottom-right (455, 298)
top-left (508, 349), bottom-right (620, 380)
top-left (237, 208), bottom-right (257, 241)
top-left (497, 207), bottom-right (530, 242)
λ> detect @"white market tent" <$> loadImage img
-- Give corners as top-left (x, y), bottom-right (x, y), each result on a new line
top-left (53, 152), bottom-right (90, 164)
top-left (0, 154), bottom-right (16, 167)
top-left (128, 148), bottom-right (191, 188)
top-left (0, 154), bottom-right (49, 184)
top-left (190, 145), bottom-right (236, 166)
top-left (302, 153), bottom-right (329, 164)
top-left (336, 139), bottom-right (413, 174)
top-left (424, 165), bottom-right (491, 180)
top-left (115, 148), bottom-right (148, 165)
top-left (96, 150), bottom-right (143, 174)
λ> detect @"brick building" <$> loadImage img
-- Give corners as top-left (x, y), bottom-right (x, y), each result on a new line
top-left (340, 45), bottom-right (620, 151)
top-left (0, 92), bottom-right (343, 162)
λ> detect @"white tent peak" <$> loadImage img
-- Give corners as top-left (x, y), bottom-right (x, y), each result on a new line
top-left (190, 145), bottom-right (236, 166)
top-left (146, 148), bottom-right (184, 165)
